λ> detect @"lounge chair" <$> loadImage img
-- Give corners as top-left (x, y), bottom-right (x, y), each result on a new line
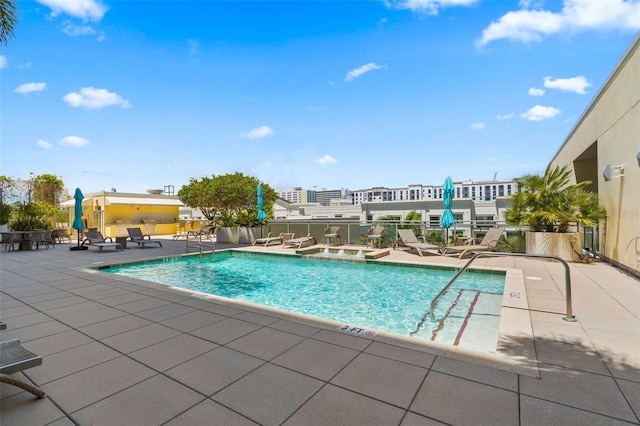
top-left (323, 227), bottom-right (341, 246)
top-left (366, 226), bottom-right (385, 248)
top-left (252, 232), bottom-right (289, 247)
top-left (394, 229), bottom-right (440, 256)
top-left (1, 338), bottom-right (46, 398)
top-left (283, 233), bottom-right (317, 249)
top-left (82, 231), bottom-right (123, 252)
top-left (441, 227), bottom-right (513, 258)
top-left (127, 228), bottom-right (163, 248)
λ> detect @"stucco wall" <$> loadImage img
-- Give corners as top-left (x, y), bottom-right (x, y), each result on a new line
top-left (550, 35), bottom-right (640, 273)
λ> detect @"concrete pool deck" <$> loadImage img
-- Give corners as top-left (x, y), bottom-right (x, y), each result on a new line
top-left (1, 237), bottom-right (639, 425)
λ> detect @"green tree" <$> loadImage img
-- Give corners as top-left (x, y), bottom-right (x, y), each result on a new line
top-left (505, 165), bottom-right (607, 232)
top-left (0, 0), bottom-right (17, 46)
top-left (178, 172), bottom-right (277, 226)
top-left (32, 173), bottom-right (65, 206)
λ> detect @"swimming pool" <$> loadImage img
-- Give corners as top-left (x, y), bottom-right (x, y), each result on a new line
top-left (103, 251), bottom-right (505, 351)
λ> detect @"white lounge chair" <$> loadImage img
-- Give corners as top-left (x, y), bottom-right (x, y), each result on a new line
top-left (441, 227), bottom-right (513, 258)
top-left (253, 232), bottom-right (292, 247)
top-left (1, 338), bottom-right (46, 398)
top-left (394, 229), bottom-right (440, 256)
top-left (283, 233), bottom-right (316, 249)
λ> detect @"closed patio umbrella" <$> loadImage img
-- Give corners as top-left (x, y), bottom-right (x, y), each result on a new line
top-left (70, 188), bottom-right (88, 251)
top-left (256, 183), bottom-right (267, 222)
top-left (440, 176), bottom-right (455, 246)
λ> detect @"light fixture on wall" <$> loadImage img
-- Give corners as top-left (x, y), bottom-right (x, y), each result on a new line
top-left (602, 163), bottom-right (625, 181)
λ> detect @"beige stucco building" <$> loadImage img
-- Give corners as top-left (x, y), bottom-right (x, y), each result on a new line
top-left (549, 33), bottom-right (639, 276)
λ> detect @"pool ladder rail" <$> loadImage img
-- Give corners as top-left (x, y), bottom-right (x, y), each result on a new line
top-left (186, 229), bottom-right (216, 253)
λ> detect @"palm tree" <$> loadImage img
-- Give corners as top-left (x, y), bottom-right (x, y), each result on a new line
top-left (505, 165), bottom-right (606, 232)
top-left (1, 0), bottom-right (17, 46)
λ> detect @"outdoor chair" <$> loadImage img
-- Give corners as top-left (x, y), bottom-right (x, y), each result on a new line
top-left (52, 228), bottom-right (72, 244)
top-left (1, 337), bottom-right (46, 398)
top-left (1, 232), bottom-right (21, 252)
top-left (82, 231), bottom-right (123, 253)
top-left (367, 226), bottom-right (385, 248)
top-left (323, 227), bottom-right (341, 246)
top-left (253, 232), bottom-right (287, 247)
top-left (440, 227), bottom-right (513, 259)
top-left (393, 229), bottom-right (440, 257)
top-left (127, 228), bottom-right (163, 248)
top-left (26, 230), bottom-right (50, 250)
top-left (283, 233), bottom-right (316, 249)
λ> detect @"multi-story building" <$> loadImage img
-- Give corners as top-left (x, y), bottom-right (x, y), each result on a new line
top-left (351, 180), bottom-right (516, 205)
top-left (277, 187), bottom-right (316, 204)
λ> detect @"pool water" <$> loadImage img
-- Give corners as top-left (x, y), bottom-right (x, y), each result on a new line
top-left (104, 251), bottom-right (505, 346)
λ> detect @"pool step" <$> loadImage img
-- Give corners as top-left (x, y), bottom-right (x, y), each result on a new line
top-left (428, 290), bottom-right (502, 353)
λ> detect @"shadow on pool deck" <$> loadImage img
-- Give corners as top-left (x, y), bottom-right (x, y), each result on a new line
top-left (1, 238), bottom-right (639, 425)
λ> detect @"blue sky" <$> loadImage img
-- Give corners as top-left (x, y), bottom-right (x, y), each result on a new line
top-left (2, 0), bottom-right (639, 195)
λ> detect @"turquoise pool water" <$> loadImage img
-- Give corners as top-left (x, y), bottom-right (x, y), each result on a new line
top-left (103, 251), bottom-right (505, 339)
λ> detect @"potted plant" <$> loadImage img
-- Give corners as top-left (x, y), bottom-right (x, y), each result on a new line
top-left (0, 203), bottom-right (11, 232)
top-left (505, 165), bottom-right (607, 261)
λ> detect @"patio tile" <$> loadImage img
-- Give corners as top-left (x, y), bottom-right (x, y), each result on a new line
top-left (0, 392), bottom-right (66, 425)
top-left (165, 347), bottom-right (264, 396)
top-left (0, 372), bottom-right (34, 400)
top-left (410, 371), bottom-right (519, 425)
top-left (520, 364), bottom-right (637, 422)
top-left (23, 329), bottom-right (94, 357)
top-left (46, 416), bottom-right (76, 426)
top-left (202, 302), bottom-right (245, 317)
top-left (331, 352), bottom-right (428, 408)
top-left (60, 306), bottom-right (128, 328)
top-left (19, 290), bottom-right (73, 304)
top-left (77, 314), bottom-right (152, 339)
top-left (311, 329), bottom-right (372, 351)
top-left (520, 395), bottom-right (636, 425)
top-left (41, 356), bottom-right (156, 413)
top-left (0, 304), bottom-right (40, 319)
top-left (234, 310), bottom-right (280, 326)
top-left (135, 303), bottom-right (195, 322)
top-left (272, 338), bottom-right (360, 381)
top-left (30, 296), bottom-right (87, 311)
top-left (365, 341), bottom-right (436, 369)
top-left (101, 323), bottom-right (182, 354)
top-left (160, 309), bottom-right (226, 332)
top-left (71, 375), bottom-right (204, 425)
top-left (587, 329), bottom-right (640, 382)
top-left (532, 336), bottom-right (610, 375)
top-left (617, 378), bottom-right (640, 420)
top-left (165, 399), bottom-right (259, 426)
top-left (268, 319), bottom-right (322, 337)
top-left (283, 384), bottom-right (405, 426)
top-left (79, 287), bottom-right (131, 300)
top-left (0, 311), bottom-right (52, 330)
top-left (189, 317), bottom-right (261, 345)
top-left (128, 333), bottom-right (217, 371)
top-left (401, 412), bottom-right (448, 425)
top-left (27, 341), bottom-right (121, 385)
top-left (430, 356), bottom-right (519, 391)
top-left (1, 320), bottom-right (71, 342)
top-left (212, 363), bottom-right (323, 426)
top-left (226, 327), bottom-right (305, 360)
top-left (97, 291), bottom-right (149, 306)
top-left (115, 297), bottom-right (171, 314)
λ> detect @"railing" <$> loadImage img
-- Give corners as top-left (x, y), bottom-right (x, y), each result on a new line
top-left (429, 252), bottom-right (576, 324)
top-left (186, 229), bottom-right (215, 253)
top-left (265, 219), bottom-right (527, 247)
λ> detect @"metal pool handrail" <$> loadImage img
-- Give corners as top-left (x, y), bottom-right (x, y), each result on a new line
top-left (430, 252), bottom-right (576, 323)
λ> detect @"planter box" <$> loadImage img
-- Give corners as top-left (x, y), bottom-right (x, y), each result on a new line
top-left (216, 227), bottom-right (239, 244)
top-left (238, 227), bottom-right (261, 244)
top-left (525, 232), bottom-right (583, 262)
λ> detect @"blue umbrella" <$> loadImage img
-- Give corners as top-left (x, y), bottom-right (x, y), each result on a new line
top-left (70, 188), bottom-right (87, 250)
top-left (256, 183), bottom-right (267, 222)
top-left (440, 176), bottom-right (455, 245)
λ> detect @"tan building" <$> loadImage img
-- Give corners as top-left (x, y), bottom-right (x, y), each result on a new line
top-left (549, 33), bottom-right (639, 276)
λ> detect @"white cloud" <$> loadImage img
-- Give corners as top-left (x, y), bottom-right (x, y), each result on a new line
top-left (478, 0), bottom-right (640, 45)
top-left (245, 126), bottom-right (273, 139)
top-left (543, 75), bottom-right (591, 94)
top-left (388, 0), bottom-right (478, 15)
top-left (14, 82), bottom-right (47, 94)
top-left (63, 87), bottom-right (131, 109)
top-left (63, 23), bottom-right (96, 36)
top-left (315, 154), bottom-right (337, 165)
top-left (528, 87), bottom-right (545, 96)
top-left (497, 113), bottom-right (514, 120)
top-left (36, 0), bottom-right (107, 21)
top-left (345, 63), bottom-right (384, 82)
top-left (36, 139), bottom-right (52, 149)
top-left (471, 122), bottom-right (485, 130)
top-left (520, 105), bottom-right (561, 121)
top-left (60, 136), bottom-right (89, 147)
top-left (0, 55), bottom-right (6, 69)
